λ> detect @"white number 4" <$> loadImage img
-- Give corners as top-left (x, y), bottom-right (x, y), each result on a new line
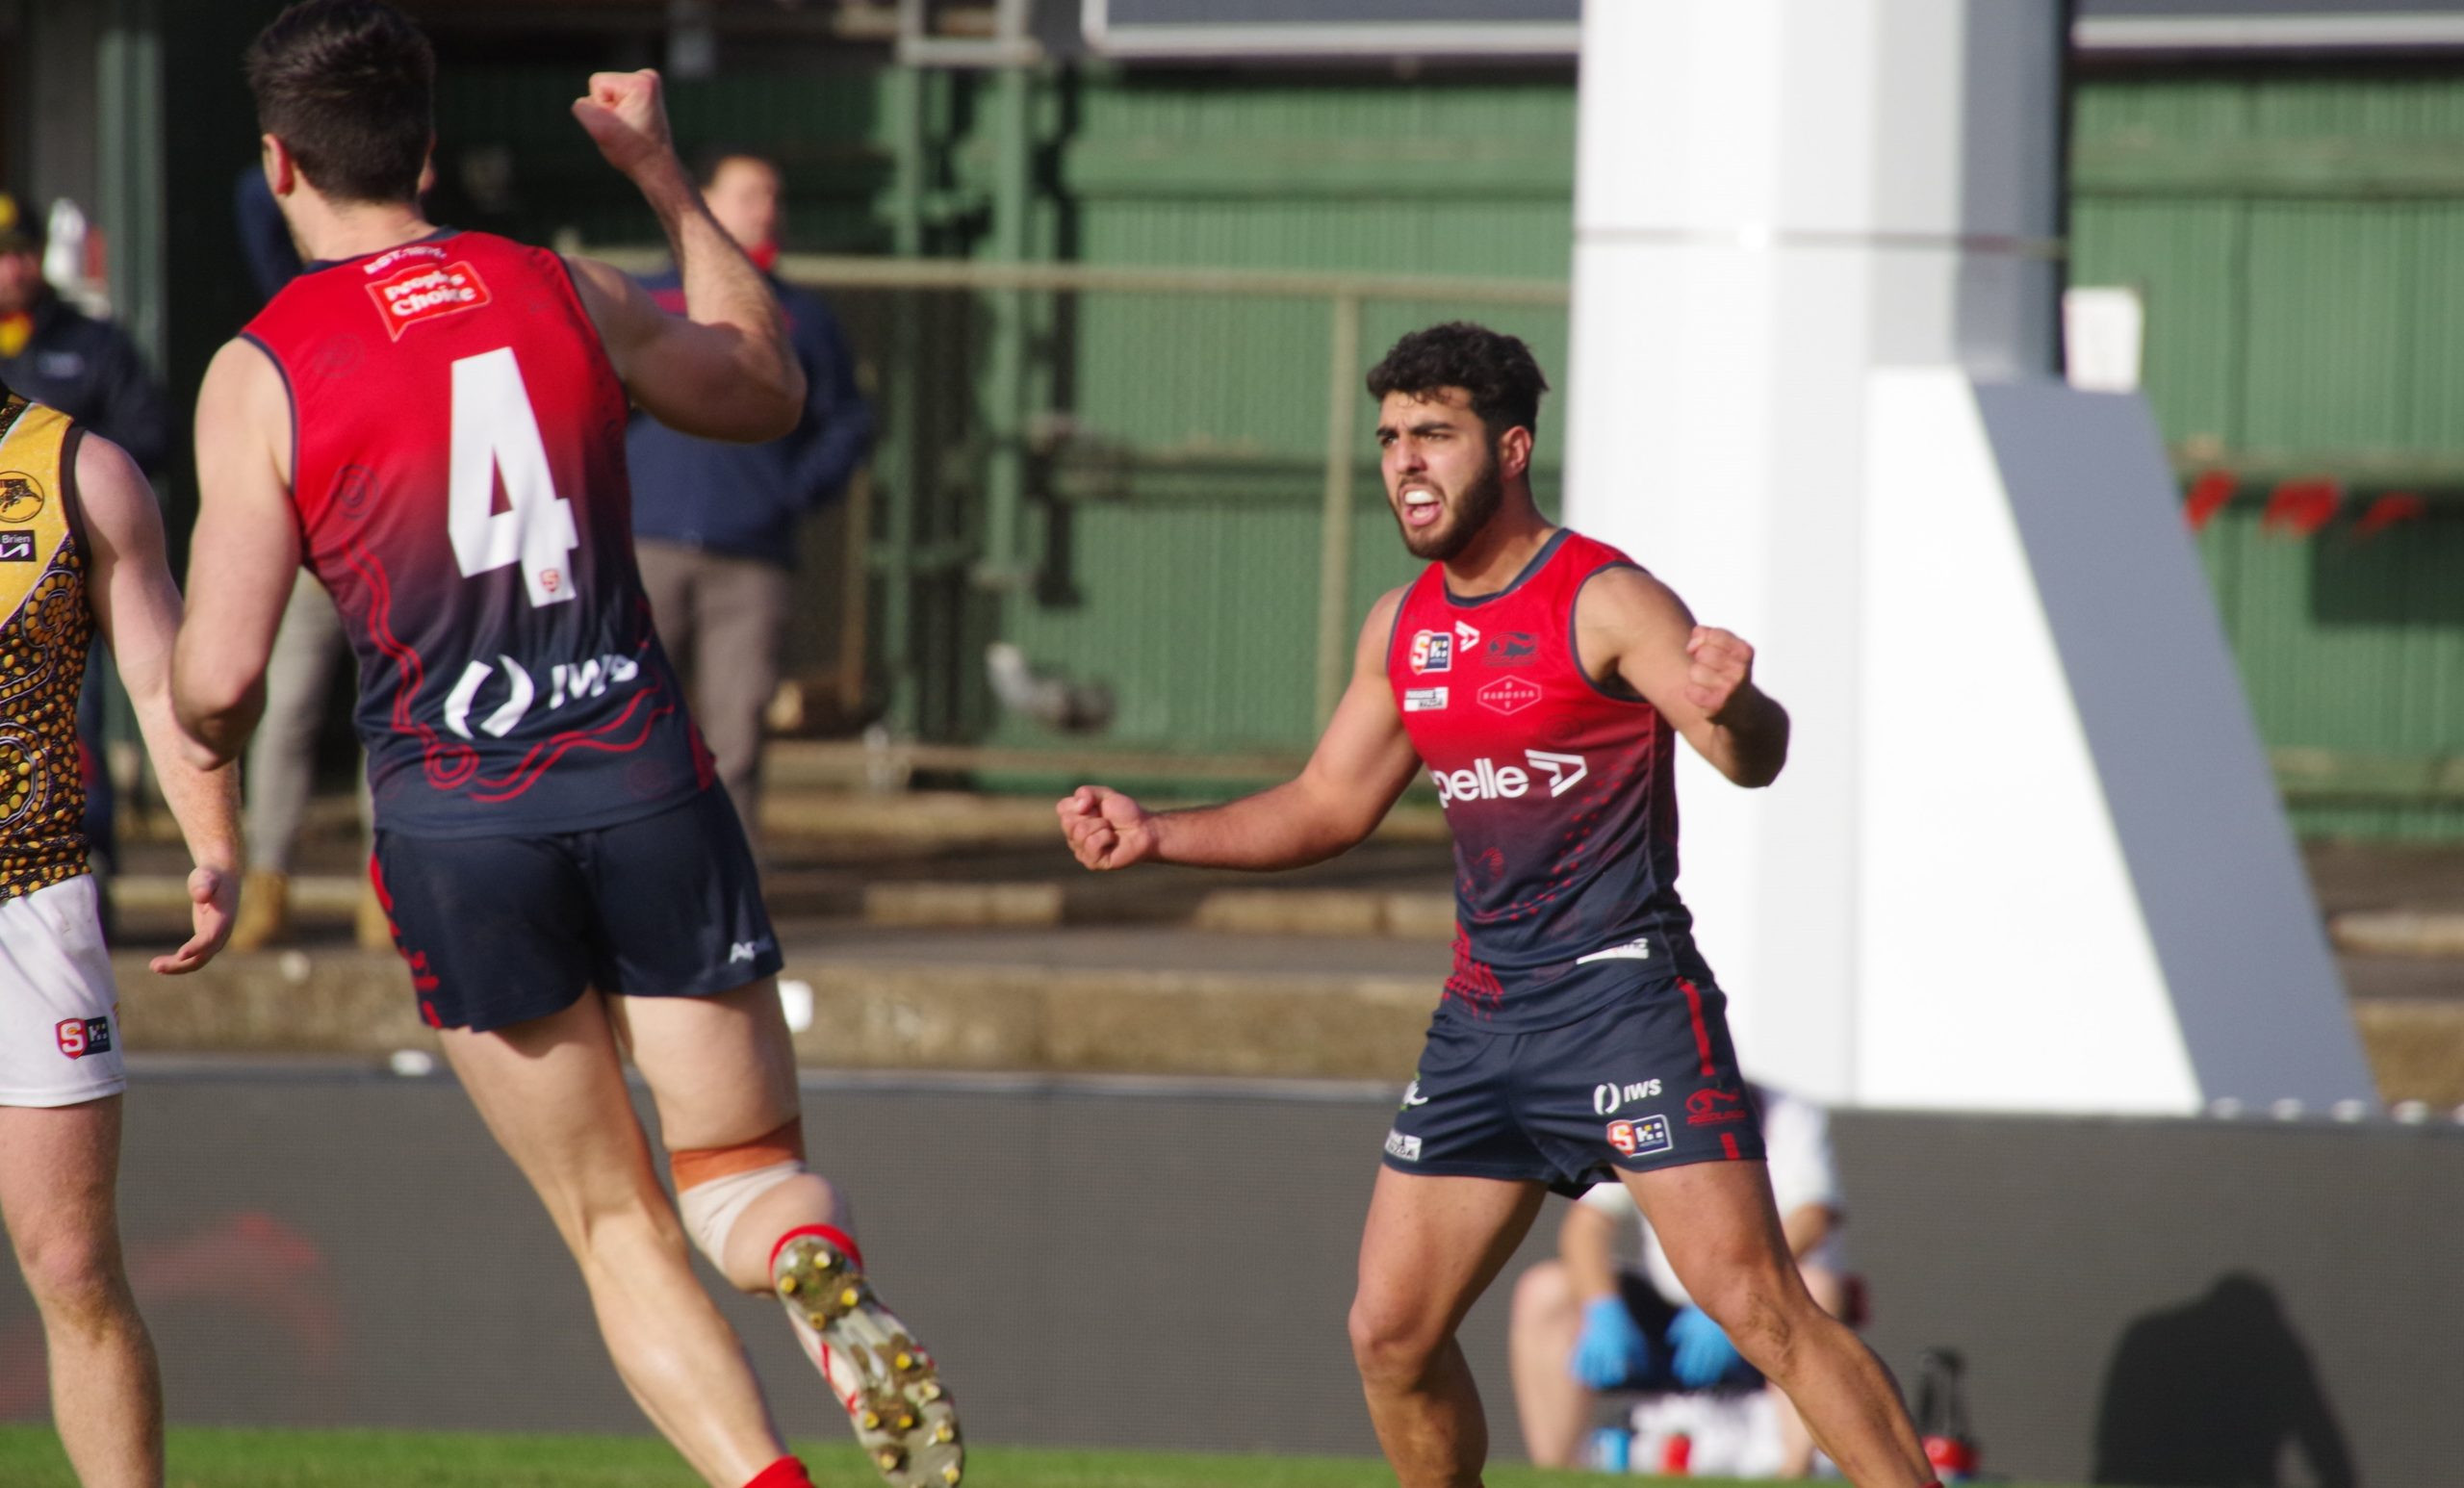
top-left (449, 346), bottom-right (578, 606)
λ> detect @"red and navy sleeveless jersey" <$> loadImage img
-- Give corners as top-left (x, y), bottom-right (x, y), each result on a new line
top-left (1387, 528), bottom-right (1710, 1030)
top-left (244, 230), bottom-right (709, 837)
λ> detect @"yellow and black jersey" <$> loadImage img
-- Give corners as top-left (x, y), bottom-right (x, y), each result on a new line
top-left (0, 394), bottom-right (90, 900)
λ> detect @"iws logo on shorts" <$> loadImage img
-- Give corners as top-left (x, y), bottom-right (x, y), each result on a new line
top-left (1384, 1129), bottom-right (1423, 1161)
top-left (1593, 1078), bottom-right (1662, 1116)
top-left (55, 1016), bottom-right (110, 1060)
top-left (1686, 1086), bottom-right (1751, 1127)
top-left (1606, 1116), bottom-right (1672, 1157)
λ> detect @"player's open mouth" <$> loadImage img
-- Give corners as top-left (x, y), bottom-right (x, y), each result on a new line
top-left (1401, 488), bottom-right (1443, 527)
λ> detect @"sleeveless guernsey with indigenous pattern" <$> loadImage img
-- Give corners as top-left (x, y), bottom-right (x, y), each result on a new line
top-left (0, 397), bottom-right (90, 899)
top-left (243, 230), bottom-right (709, 838)
top-left (1386, 528), bottom-right (1711, 1031)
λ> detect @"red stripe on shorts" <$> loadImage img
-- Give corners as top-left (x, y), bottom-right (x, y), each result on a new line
top-left (1679, 978), bottom-right (1716, 1077)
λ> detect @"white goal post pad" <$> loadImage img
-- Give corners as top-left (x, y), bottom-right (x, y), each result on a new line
top-left (1857, 370), bottom-right (2372, 1114)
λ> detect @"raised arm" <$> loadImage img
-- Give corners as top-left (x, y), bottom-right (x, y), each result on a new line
top-left (173, 337), bottom-right (300, 769)
top-left (1057, 590), bottom-right (1424, 871)
top-left (563, 69), bottom-right (803, 443)
top-left (78, 432), bottom-right (241, 972)
top-left (1576, 567), bottom-right (1790, 788)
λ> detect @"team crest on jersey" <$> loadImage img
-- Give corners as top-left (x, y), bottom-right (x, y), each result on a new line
top-left (1477, 677), bottom-right (1541, 715)
top-left (0, 472), bottom-right (44, 523)
top-left (367, 259), bottom-right (493, 340)
top-left (1486, 630), bottom-right (1538, 666)
top-left (1409, 630), bottom-right (1453, 674)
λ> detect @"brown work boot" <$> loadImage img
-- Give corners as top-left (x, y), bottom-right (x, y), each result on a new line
top-left (226, 868), bottom-right (293, 953)
top-left (356, 880), bottom-right (395, 951)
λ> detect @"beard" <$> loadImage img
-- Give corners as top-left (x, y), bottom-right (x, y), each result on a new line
top-left (1394, 454), bottom-right (1506, 563)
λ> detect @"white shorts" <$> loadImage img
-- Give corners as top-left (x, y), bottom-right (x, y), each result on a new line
top-left (0, 875), bottom-right (126, 1107)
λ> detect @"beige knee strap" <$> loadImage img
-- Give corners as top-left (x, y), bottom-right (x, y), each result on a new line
top-left (671, 1118), bottom-right (806, 1268)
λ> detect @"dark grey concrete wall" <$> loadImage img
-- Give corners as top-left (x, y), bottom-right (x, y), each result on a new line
top-left (0, 1067), bottom-right (2451, 1485)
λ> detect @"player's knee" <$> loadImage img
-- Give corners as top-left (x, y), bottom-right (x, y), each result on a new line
top-left (1347, 1293), bottom-right (1442, 1389)
top-left (1699, 1277), bottom-right (1804, 1377)
top-left (669, 1117), bottom-right (808, 1281)
top-left (13, 1226), bottom-right (128, 1329)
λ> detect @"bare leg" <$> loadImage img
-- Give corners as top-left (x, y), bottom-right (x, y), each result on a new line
top-left (611, 978), bottom-right (843, 1292)
top-left (1505, 1258), bottom-right (1594, 1468)
top-left (0, 1097), bottom-right (161, 1488)
top-left (1626, 1163), bottom-right (1930, 1488)
top-left (1774, 1263), bottom-right (1850, 1478)
top-left (437, 994), bottom-right (787, 1488)
top-left (1349, 1168), bottom-right (1546, 1488)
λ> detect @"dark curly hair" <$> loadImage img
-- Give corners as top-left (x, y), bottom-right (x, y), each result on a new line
top-left (245, 0), bottom-right (434, 207)
top-left (1365, 322), bottom-right (1550, 439)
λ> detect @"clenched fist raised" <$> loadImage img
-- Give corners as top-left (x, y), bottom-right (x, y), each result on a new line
top-left (572, 69), bottom-right (677, 180)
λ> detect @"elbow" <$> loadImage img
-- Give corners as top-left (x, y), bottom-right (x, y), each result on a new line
top-left (753, 363), bottom-right (808, 441)
top-left (171, 672), bottom-right (262, 770)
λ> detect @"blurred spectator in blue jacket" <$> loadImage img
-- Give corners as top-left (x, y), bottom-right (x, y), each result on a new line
top-left (626, 150), bottom-right (872, 847)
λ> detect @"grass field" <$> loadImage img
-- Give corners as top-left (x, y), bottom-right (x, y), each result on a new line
top-left (0, 1426), bottom-right (1689, 1486)
top-left (0, 1425), bottom-right (2083, 1487)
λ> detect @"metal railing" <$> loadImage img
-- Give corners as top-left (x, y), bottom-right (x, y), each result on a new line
top-left (590, 246), bottom-right (1571, 734)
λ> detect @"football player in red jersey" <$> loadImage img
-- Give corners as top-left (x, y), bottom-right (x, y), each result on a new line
top-left (170, 6), bottom-right (958, 1487)
top-left (1059, 323), bottom-right (1938, 1488)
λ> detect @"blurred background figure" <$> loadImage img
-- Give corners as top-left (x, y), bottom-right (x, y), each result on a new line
top-left (625, 148), bottom-right (872, 850)
top-left (1509, 1082), bottom-right (1852, 1477)
top-left (222, 166), bottom-right (388, 951)
top-left (0, 195), bottom-right (174, 909)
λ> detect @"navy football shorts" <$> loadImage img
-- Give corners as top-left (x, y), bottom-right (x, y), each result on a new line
top-left (371, 787), bottom-right (783, 1033)
top-left (1381, 975), bottom-right (1765, 1195)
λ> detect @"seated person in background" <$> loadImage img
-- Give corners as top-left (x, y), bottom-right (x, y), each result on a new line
top-left (1510, 1082), bottom-right (1848, 1477)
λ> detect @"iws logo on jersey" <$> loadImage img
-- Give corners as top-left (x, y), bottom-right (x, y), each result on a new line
top-left (1408, 629), bottom-right (1452, 674)
top-left (1404, 686), bottom-right (1449, 712)
top-left (1606, 1116), bottom-right (1672, 1157)
top-left (1476, 677), bottom-right (1541, 716)
top-left (55, 1016), bottom-right (111, 1060)
top-left (1429, 750), bottom-right (1588, 804)
top-left (0, 472), bottom-right (44, 523)
top-left (0, 530), bottom-right (31, 562)
top-left (1486, 630), bottom-right (1538, 666)
top-left (367, 259), bottom-right (493, 340)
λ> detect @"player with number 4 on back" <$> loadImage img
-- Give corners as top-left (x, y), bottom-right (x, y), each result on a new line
top-left (171, 6), bottom-right (960, 1488)
top-left (1058, 323), bottom-right (1942, 1488)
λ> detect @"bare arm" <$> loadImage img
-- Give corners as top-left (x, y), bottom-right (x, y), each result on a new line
top-left (173, 337), bottom-right (300, 769)
top-left (1560, 1201), bottom-right (1625, 1303)
top-left (1577, 566), bottom-right (1790, 787)
top-left (1057, 590), bottom-right (1424, 871)
top-left (564, 69), bottom-right (803, 442)
top-left (79, 432), bottom-right (241, 973)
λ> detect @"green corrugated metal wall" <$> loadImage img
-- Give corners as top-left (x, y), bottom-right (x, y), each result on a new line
top-left (2072, 71), bottom-right (2464, 836)
top-left (426, 59), bottom-right (2461, 832)
top-left (990, 75), bottom-right (1576, 755)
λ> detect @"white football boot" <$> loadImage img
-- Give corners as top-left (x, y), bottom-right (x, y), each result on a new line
top-left (772, 1233), bottom-right (962, 1488)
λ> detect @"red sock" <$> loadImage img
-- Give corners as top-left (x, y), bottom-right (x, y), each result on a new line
top-left (770, 1221), bottom-right (865, 1274)
top-left (742, 1458), bottom-right (813, 1488)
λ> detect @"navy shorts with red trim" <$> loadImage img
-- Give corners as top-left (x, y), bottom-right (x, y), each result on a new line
top-left (371, 786), bottom-right (783, 1033)
top-left (1381, 974), bottom-right (1764, 1196)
